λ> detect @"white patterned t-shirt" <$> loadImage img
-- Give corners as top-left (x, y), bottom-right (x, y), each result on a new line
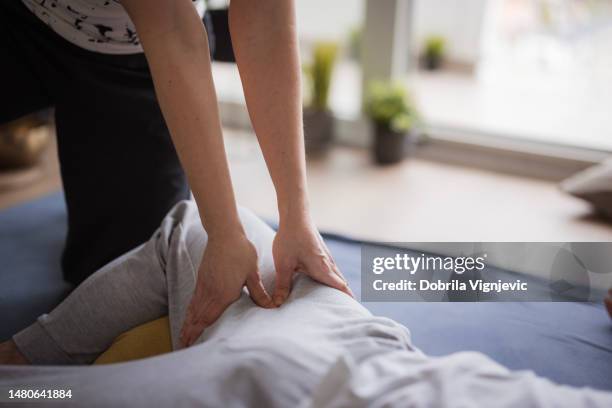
top-left (21, 0), bottom-right (206, 54)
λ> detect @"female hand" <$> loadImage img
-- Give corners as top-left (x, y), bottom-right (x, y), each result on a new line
top-left (272, 215), bottom-right (354, 306)
top-left (180, 230), bottom-right (274, 347)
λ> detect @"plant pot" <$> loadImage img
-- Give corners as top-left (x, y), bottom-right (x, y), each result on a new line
top-left (373, 123), bottom-right (408, 165)
top-left (303, 108), bottom-right (334, 155)
top-left (422, 54), bottom-right (443, 71)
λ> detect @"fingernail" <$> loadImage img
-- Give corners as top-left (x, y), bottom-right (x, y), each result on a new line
top-left (274, 296), bottom-right (283, 307)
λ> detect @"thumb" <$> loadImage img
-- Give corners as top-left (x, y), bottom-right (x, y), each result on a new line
top-left (246, 270), bottom-right (274, 308)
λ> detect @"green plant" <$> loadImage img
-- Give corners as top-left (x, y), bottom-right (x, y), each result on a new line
top-left (424, 35), bottom-right (446, 60)
top-left (348, 26), bottom-right (362, 61)
top-left (365, 81), bottom-right (418, 133)
top-left (304, 42), bottom-right (339, 111)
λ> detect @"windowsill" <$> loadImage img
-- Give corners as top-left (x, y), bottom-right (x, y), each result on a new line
top-left (212, 61), bottom-right (609, 181)
top-left (411, 69), bottom-right (612, 153)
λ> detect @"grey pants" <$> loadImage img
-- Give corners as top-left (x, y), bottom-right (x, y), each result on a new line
top-left (13, 200), bottom-right (278, 364)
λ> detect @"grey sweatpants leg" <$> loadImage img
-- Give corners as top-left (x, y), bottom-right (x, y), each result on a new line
top-left (12, 201), bottom-right (185, 365)
top-left (12, 200), bottom-right (276, 365)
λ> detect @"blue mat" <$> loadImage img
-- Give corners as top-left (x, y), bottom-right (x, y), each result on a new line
top-left (1, 193), bottom-right (611, 391)
top-left (0, 193), bottom-right (72, 341)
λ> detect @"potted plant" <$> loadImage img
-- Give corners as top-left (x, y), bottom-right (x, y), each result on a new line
top-left (303, 41), bottom-right (338, 154)
top-left (365, 81), bottom-right (418, 165)
top-left (422, 35), bottom-right (446, 70)
top-left (348, 26), bottom-right (362, 62)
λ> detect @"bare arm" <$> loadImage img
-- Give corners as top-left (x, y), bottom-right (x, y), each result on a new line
top-left (122, 0), bottom-right (238, 236)
top-left (229, 0), bottom-right (352, 305)
top-left (121, 0), bottom-right (273, 347)
top-left (229, 0), bottom-right (308, 221)
top-left (122, 0), bottom-right (350, 346)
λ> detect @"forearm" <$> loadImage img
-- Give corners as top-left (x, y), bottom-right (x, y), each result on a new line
top-left (123, 0), bottom-right (242, 236)
top-left (229, 0), bottom-right (309, 222)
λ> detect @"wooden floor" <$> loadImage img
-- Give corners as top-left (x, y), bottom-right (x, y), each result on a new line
top-left (225, 129), bottom-right (612, 242)
top-left (2, 129), bottom-right (611, 242)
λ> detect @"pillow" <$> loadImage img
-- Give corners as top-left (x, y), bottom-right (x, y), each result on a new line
top-left (94, 317), bottom-right (172, 365)
top-left (561, 158), bottom-right (612, 220)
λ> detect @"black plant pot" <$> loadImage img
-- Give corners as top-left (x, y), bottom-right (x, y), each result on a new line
top-left (373, 123), bottom-right (408, 165)
top-left (303, 108), bottom-right (334, 155)
top-left (422, 54), bottom-right (443, 71)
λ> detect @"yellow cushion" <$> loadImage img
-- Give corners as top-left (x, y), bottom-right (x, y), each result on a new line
top-left (94, 316), bottom-right (173, 365)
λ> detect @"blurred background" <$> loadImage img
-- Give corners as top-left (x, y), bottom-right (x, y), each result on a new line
top-left (2, 0), bottom-right (612, 243)
top-left (216, 0), bottom-right (612, 242)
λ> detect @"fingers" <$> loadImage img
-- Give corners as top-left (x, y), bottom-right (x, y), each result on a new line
top-left (273, 267), bottom-right (294, 307)
top-left (317, 237), bottom-right (354, 297)
top-left (180, 276), bottom-right (273, 348)
top-left (180, 281), bottom-right (206, 346)
top-left (306, 256), bottom-right (354, 298)
top-left (180, 293), bottom-right (231, 348)
top-left (246, 271), bottom-right (274, 308)
top-left (331, 264), bottom-right (355, 298)
top-left (326, 267), bottom-right (354, 298)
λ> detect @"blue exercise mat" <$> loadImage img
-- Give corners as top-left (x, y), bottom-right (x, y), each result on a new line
top-left (0, 193), bottom-right (71, 341)
top-left (1, 192), bottom-right (611, 391)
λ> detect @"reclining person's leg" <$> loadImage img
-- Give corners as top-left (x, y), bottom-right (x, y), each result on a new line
top-left (10, 203), bottom-right (196, 365)
top-left (9, 200), bottom-right (276, 365)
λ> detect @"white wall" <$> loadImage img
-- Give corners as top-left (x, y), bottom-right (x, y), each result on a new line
top-left (295, 0), bottom-right (365, 41)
